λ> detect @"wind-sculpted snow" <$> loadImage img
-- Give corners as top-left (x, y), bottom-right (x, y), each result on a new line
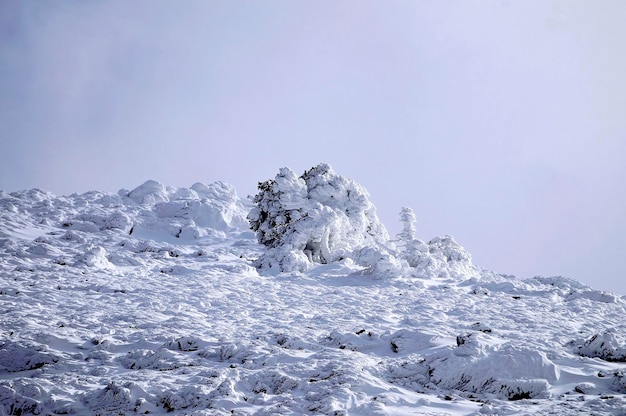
top-left (1, 172), bottom-right (626, 415)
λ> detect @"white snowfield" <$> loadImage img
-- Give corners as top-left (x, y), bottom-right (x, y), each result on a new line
top-left (1, 165), bottom-right (625, 415)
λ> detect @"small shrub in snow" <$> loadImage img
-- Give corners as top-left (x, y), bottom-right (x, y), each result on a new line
top-left (120, 180), bottom-right (249, 239)
top-left (0, 381), bottom-right (42, 415)
top-left (0, 340), bottom-right (59, 372)
top-left (85, 381), bottom-right (133, 413)
top-left (420, 235), bottom-right (476, 279)
top-left (248, 164), bottom-right (393, 273)
top-left (572, 331), bottom-right (626, 362)
top-left (497, 379), bottom-right (550, 401)
top-left (403, 236), bottom-right (476, 279)
top-left (249, 370), bottom-right (300, 395)
top-left (166, 336), bottom-right (200, 352)
top-left (102, 211), bottom-right (133, 232)
top-left (609, 370), bottom-right (626, 393)
top-left (158, 385), bottom-right (212, 412)
top-left (119, 348), bottom-right (192, 371)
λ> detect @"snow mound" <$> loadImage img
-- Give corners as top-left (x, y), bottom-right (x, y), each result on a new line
top-left (1, 180), bottom-right (250, 249)
top-left (426, 333), bottom-right (557, 400)
top-left (406, 235), bottom-right (477, 279)
top-left (396, 207), bottom-right (479, 279)
top-left (126, 179), bottom-right (169, 205)
top-left (76, 246), bottom-right (114, 268)
top-left (121, 180), bottom-right (250, 239)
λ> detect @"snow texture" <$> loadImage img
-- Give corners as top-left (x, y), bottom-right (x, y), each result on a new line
top-left (1, 164), bottom-right (626, 415)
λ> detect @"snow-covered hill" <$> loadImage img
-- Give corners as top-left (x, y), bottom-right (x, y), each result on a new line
top-left (1, 167), bottom-right (625, 415)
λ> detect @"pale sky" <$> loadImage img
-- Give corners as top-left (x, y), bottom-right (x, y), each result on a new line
top-left (1, 1), bottom-right (625, 294)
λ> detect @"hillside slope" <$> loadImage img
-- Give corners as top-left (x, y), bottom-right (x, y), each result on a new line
top-left (1, 178), bottom-right (625, 415)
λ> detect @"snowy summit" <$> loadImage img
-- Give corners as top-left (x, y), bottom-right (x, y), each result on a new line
top-left (1, 163), bottom-right (625, 415)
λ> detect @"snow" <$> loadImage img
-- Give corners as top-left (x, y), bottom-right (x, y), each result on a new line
top-left (1, 165), bottom-right (626, 415)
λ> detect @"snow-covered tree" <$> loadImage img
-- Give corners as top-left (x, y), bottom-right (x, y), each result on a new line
top-left (248, 163), bottom-right (396, 273)
top-left (397, 207), bottom-right (417, 245)
top-left (396, 207), bottom-right (477, 279)
top-left (248, 167), bottom-right (309, 251)
top-left (396, 207), bottom-right (425, 269)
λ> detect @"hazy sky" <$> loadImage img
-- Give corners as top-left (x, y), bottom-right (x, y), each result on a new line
top-left (2, 1), bottom-right (625, 294)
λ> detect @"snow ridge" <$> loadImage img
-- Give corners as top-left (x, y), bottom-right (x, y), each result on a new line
top-left (1, 165), bottom-right (625, 415)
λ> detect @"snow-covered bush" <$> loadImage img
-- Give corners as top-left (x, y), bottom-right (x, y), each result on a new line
top-left (0, 340), bottom-right (59, 372)
top-left (248, 163), bottom-right (394, 273)
top-left (609, 370), bottom-right (626, 393)
top-left (0, 381), bottom-right (42, 416)
top-left (572, 330), bottom-right (626, 362)
top-left (85, 382), bottom-right (134, 413)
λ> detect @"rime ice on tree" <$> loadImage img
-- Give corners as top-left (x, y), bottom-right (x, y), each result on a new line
top-left (397, 207), bottom-right (417, 244)
top-left (248, 163), bottom-right (397, 274)
top-left (395, 206), bottom-right (478, 279)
